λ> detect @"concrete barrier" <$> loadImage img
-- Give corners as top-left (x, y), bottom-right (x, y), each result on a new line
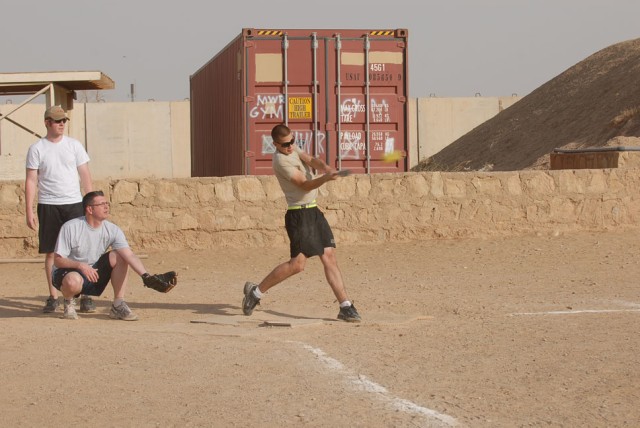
top-left (1, 97), bottom-right (519, 181)
top-left (2, 168), bottom-right (638, 258)
top-left (0, 101), bottom-right (191, 181)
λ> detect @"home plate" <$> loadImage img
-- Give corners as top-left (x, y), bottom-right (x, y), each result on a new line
top-left (190, 314), bottom-right (324, 328)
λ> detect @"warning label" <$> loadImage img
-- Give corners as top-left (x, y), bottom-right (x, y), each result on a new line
top-left (288, 97), bottom-right (312, 120)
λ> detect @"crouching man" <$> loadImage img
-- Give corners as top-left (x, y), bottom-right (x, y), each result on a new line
top-left (53, 190), bottom-right (176, 320)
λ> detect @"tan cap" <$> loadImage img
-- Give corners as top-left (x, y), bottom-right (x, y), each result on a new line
top-left (44, 105), bottom-right (70, 121)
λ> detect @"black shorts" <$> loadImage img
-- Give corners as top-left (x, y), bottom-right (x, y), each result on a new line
top-left (285, 206), bottom-right (336, 258)
top-left (52, 252), bottom-right (113, 296)
top-left (37, 202), bottom-right (84, 253)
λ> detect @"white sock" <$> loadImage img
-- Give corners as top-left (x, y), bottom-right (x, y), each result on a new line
top-left (253, 287), bottom-right (263, 299)
top-left (113, 298), bottom-right (124, 307)
top-left (340, 300), bottom-right (352, 308)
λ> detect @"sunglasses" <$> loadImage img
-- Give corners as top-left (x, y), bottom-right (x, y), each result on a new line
top-left (50, 118), bottom-right (68, 124)
top-left (277, 141), bottom-right (295, 148)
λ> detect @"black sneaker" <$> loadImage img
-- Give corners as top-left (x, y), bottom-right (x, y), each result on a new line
top-left (43, 296), bottom-right (60, 313)
top-left (242, 282), bottom-right (260, 316)
top-left (338, 304), bottom-right (361, 322)
top-left (79, 296), bottom-right (97, 313)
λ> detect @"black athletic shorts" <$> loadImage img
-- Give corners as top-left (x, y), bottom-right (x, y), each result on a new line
top-left (52, 252), bottom-right (113, 296)
top-left (285, 206), bottom-right (335, 258)
top-left (37, 202), bottom-right (84, 253)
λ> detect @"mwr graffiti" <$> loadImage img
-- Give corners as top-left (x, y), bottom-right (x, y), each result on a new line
top-left (250, 94), bottom-right (285, 120)
top-left (261, 130), bottom-right (326, 156)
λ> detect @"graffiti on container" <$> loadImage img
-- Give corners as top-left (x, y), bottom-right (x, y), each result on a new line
top-left (338, 130), bottom-right (393, 159)
top-left (261, 130), bottom-right (326, 156)
top-left (370, 98), bottom-right (391, 123)
top-left (340, 98), bottom-right (391, 123)
top-left (249, 94), bottom-right (285, 120)
top-left (340, 98), bottom-right (366, 123)
top-left (338, 131), bottom-right (365, 159)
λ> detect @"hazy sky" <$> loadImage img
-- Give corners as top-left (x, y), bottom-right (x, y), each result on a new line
top-left (2, 0), bottom-right (639, 102)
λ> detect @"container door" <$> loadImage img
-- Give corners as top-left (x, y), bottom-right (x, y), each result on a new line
top-left (244, 31), bottom-right (323, 175)
top-left (244, 29), bottom-right (408, 175)
top-left (330, 31), bottom-right (409, 173)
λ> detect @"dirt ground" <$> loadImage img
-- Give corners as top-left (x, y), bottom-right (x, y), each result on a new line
top-left (1, 229), bottom-right (639, 427)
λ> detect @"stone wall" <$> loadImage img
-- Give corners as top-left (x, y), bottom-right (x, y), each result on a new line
top-left (1, 169), bottom-right (639, 258)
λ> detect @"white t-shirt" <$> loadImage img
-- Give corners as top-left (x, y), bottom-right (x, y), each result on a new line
top-left (25, 136), bottom-right (90, 205)
top-left (54, 217), bottom-right (129, 268)
top-left (272, 145), bottom-right (317, 206)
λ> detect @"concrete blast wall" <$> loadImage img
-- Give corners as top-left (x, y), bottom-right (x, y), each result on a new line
top-left (0, 101), bottom-right (190, 181)
top-left (1, 97), bottom-right (519, 181)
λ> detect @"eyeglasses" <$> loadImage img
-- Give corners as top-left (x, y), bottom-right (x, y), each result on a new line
top-left (90, 202), bottom-right (110, 207)
top-left (277, 141), bottom-right (295, 148)
top-left (50, 118), bottom-right (68, 124)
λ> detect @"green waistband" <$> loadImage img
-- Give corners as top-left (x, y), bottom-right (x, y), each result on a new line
top-left (287, 200), bottom-right (317, 210)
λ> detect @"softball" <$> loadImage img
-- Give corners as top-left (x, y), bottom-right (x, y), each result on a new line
top-left (382, 150), bottom-right (403, 163)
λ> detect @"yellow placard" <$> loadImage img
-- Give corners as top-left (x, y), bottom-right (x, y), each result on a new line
top-left (288, 97), bottom-right (312, 120)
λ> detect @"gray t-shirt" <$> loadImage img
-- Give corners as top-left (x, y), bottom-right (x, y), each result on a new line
top-left (54, 217), bottom-right (129, 268)
top-left (272, 145), bottom-right (317, 206)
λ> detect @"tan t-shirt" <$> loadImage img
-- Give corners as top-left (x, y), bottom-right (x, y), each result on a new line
top-left (272, 145), bottom-right (318, 206)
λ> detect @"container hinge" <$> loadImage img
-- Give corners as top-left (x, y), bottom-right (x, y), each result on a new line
top-left (244, 41), bottom-right (255, 48)
top-left (245, 151), bottom-right (255, 158)
top-left (244, 96), bottom-right (255, 102)
top-left (398, 96), bottom-right (406, 103)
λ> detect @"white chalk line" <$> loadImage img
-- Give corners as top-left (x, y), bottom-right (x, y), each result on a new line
top-left (510, 308), bottom-right (640, 316)
top-left (610, 300), bottom-right (640, 309)
top-left (293, 341), bottom-right (459, 427)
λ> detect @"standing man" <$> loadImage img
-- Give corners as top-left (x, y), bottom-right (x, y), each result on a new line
top-left (242, 124), bottom-right (361, 322)
top-left (53, 190), bottom-right (178, 320)
top-left (25, 105), bottom-right (94, 313)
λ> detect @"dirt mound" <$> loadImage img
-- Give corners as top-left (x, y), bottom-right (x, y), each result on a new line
top-left (413, 38), bottom-right (640, 172)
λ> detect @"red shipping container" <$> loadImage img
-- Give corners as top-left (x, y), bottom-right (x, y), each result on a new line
top-left (190, 28), bottom-right (409, 177)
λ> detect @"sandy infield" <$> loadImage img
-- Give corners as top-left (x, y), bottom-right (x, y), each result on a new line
top-left (1, 229), bottom-right (639, 427)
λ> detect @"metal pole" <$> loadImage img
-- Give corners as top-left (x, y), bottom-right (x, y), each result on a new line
top-left (312, 32), bottom-right (319, 158)
top-left (336, 35), bottom-right (342, 171)
top-left (364, 35), bottom-right (371, 174)
top-left (283, 34), bottom-right (289, 126)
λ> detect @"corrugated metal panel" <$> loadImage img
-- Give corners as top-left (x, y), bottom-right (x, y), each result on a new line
top-left (190, 34), bottom-right (245, 177)
top-left (190, 28), bottom-right (409, 177)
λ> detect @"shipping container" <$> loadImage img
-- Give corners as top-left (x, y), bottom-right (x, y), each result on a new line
top-left (190, 28), bottom-right (409, 177)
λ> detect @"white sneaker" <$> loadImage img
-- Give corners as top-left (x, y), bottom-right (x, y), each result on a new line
top-left (63, 298), bottom-right (78, 320)
top-left (109, 302), bottom-right (139, 321)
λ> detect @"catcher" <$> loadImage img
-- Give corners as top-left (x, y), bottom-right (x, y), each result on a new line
top-left (52, 190), bottom-right (177, 321)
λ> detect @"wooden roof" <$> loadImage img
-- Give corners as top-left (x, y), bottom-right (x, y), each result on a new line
top-left (0, 71), bottom-right (115, 95)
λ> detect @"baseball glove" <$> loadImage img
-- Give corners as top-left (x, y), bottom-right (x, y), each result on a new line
top-left (142, 271), bottom-right (177, 293)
